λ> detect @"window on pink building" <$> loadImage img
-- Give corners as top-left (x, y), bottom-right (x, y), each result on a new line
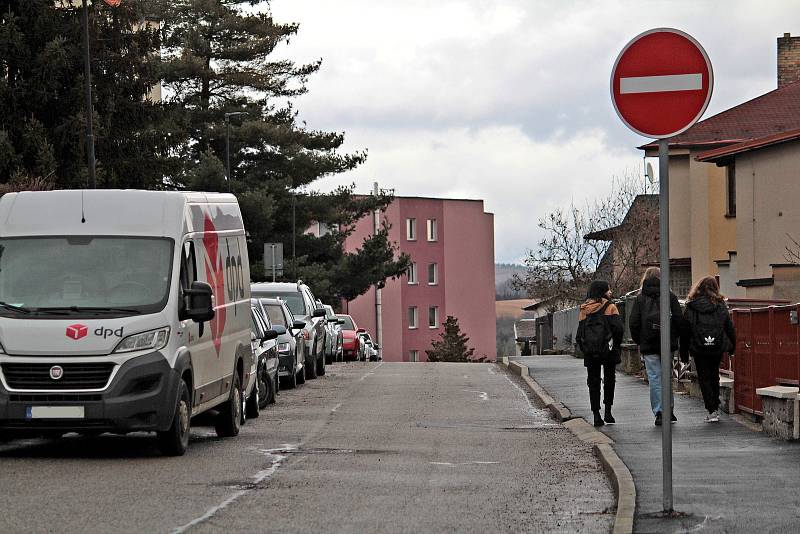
top-left (428, 263), bottom-right (438, 285)
top-left (406, 218), bottom-right (417, 240)
top-left (408, 306), bottom-right (418, 329)
top-left (407, 262), bottom-right (417, 284)
top-left (409, 350), bottom-right (418, 362)
top-left (428, 306), bottom-right (439, 328)
top-left (426, 218), bottom-right (437, 241)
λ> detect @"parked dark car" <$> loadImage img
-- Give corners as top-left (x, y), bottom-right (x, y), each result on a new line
top-left (247, 303), bottom-right (281, 418)
top-left (254, 297), bottom-right (306, 389)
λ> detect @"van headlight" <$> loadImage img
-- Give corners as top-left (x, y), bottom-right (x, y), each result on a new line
top-left (278, 342), bottom-right (291, 353)
top-left (114, 327), bottom-right (170, 353)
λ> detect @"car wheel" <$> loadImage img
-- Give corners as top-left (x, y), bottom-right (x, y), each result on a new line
top-left (157, 380), bottom-right (191, 456)
top-left (215, 370), bottom-right (242, 438)
top-left (306, 341), bottom-right (318, 380)
top-left (246, 374), bottom-right (260, 419)
top-left (317, 344), bottom-right (326, 376)
top-left (269, 373), bottom-right (278, 404)
top-left (258, 362), bottom-right (270, 410)
top-left (296, 351), bottom-right (306, 385)
top-left (286, 354), bottom-right (298, 389)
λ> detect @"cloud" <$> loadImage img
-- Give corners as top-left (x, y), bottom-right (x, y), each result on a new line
top-left (267, 0), bottom-right (800, 262)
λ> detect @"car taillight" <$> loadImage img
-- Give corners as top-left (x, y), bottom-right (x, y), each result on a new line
top-left (303, 330), bottom-right (311, 340)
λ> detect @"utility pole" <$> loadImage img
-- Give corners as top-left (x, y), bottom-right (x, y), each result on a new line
top-left (373, 182), bottom-right (383, 360)
top-left (224, 111), bottom-right (248, 192)
top-left (81, 0), bottom-right (96, 189)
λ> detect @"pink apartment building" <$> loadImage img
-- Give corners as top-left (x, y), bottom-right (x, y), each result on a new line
top-left (343, 196), bottom-right (496, 362)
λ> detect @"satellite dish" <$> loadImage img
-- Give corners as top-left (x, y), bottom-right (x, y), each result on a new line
top-left (645, 162), bottom-right (656, 184)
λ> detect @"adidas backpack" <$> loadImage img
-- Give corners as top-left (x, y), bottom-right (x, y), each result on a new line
top-left (577, 301), bottom-right (613, 357)
top-left (690, 307), bottom-right (725, 356)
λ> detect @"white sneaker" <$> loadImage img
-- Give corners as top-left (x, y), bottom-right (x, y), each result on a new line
top-left (705, 411), bottom-right (720, 423)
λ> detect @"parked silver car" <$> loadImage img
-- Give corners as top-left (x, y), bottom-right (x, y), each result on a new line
top-left (254, 297), bottom-right (306, 389)
top-left (251, 281), bottom-right (327, 379)
top-left (321, 303), bottom-right (344, 364)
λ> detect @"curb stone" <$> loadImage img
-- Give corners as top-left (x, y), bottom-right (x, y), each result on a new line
top-left (499, 359), bottom-right (635, 534)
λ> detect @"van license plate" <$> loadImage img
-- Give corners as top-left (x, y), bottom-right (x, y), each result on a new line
top-left (25, 406), bottom-right (85, 420)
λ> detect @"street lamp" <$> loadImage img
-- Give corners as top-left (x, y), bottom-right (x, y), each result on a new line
top-left (224, 111), bottom-right (248, 192)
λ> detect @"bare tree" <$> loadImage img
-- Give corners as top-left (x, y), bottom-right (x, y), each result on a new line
top-left (513, 170), bottom-right (656, 307)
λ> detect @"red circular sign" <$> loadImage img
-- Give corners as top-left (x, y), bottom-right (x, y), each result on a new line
top-left (611, 28), bottom-right (713, 139)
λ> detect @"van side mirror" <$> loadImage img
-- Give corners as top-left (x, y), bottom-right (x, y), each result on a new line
top-left (312, 308), bottom-right (327, 318)
top-left (337, 318), bottom-right (346, 325)
top-left (272, 325), bottom-right (287, 336)
top-left (183, 281), bottom-right (215, 323)
top-left (292, 320), bottom-right (306, 331)
top-left (356, 328), bottom-right (366, 334)
top-left (327, 317), bottom-right (339, 323)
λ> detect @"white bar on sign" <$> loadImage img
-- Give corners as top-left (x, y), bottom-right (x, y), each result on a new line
top-left (620, 73), bottom-right (702, 94)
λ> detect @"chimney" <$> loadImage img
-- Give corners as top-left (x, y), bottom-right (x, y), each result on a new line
top-left (778, 33), bottom-right (800, 88)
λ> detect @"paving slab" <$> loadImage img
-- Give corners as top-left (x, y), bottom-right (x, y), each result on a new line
top-left (515, 355), bottom-right (800, 533)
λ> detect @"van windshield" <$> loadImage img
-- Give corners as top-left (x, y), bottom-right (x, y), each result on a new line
top-left (0, 237), bottom-right (173, 317)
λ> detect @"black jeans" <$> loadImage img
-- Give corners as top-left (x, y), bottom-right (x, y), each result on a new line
top-left (586, 361), bottom-right (616, 411)
top-left (693, 353), bottom-right (722, 413)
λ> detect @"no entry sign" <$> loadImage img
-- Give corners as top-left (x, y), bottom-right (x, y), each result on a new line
top-left (611, 28), bottom-right (713, 138)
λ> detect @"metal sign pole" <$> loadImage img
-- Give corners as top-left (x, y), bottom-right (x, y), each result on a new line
top-left (81, 0), bottom-right (96, 189)
top-left (271, 245), bottom-right (277, 283)
top-left (658, 139), bottom-right (673, 512)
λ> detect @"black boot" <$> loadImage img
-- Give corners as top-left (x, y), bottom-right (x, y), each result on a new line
top-left (654, 411), bottom-right (663, 426)
top-left (604, 406), bottom-right (616, 424)
top-left (593, 410), bottom-right (605, 427)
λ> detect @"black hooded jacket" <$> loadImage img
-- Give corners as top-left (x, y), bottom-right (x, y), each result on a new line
top-left (629, 277), bottom-right (684, 355)
top-left (680, 296), bottom-right (736, 359)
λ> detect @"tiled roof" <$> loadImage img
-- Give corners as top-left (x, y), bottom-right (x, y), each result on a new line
top-left (639, 81), bottom-right (800, 150)
top-left (695, 127), bottom-right (800, 162)
top-left (583, 194), bottom-right (658, 241)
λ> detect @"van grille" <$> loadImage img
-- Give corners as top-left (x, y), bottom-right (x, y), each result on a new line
top-left (1, 363), bottom-right (115, 390)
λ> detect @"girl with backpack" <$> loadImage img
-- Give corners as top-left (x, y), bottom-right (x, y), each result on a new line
top-left (680, 276), bottom-right (735, 423)
top-left (576, 280), bottom-right (624, 427)
top-left (629, 267), bottom-right (684, 426)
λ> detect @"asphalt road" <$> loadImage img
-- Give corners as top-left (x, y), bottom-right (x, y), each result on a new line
top-left (0, 362), bottom-right (614, 533)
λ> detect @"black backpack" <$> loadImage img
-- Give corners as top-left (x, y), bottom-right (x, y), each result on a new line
top-left (577, 301), bottom-right (613, 357)
top-left (641, 296), bottom-right (661, 347)
top-left (690, 307), bottom-right (725, 356)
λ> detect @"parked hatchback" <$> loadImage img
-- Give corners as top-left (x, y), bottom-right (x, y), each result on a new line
top-left (337, 314), bottom-right (361, 361)
top-left (254, 297), bottom-right (306, 389)
top-left (247, 304), bottom-right (281, 418)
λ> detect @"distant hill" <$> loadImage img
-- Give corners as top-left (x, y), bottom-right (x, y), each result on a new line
top-left (495, 263), bottom-right (527, 300)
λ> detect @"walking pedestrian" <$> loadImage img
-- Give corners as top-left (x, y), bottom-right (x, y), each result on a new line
top-left (680, 276), bottom-right (735, 423)
top-left (629, 267), bottom-right (684, 426)
top-left (576, 280), bottom-right (623, 427)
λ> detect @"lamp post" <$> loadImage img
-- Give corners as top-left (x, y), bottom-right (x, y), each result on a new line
top-left (224, 111), bottom-right (248, 192)
top-left (81, 0), bottom-right (96, 189)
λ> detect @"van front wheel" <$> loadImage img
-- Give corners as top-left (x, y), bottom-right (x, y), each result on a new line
top-left (215, 371), bottom-right (242, 438)
top-left (157, 380), bottom-right (191, 456)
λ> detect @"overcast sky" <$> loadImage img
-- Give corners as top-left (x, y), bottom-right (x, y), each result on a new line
top-left (268, 0), bottom-right (800, 263)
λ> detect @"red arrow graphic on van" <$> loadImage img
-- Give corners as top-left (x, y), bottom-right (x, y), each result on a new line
top-left (202, 213), bottom-right (226, 356)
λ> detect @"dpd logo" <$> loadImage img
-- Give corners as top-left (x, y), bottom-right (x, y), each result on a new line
top-left (66, 324), bottom-right (88, 340)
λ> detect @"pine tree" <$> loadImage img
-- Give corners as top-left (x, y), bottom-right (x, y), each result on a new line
top-left (0, 1), bottom-right (183, 187)
top-left (158, 0), bottom-right (409, 304)
top-left (426, 316), bottom-right (476, 363)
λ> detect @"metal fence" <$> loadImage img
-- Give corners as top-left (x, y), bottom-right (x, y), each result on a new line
top-left (552, 306), bottom-right (580, 353)
top-left (731, 304), bottom-right (800, 415)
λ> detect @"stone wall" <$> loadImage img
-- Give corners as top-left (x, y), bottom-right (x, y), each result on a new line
top-left (761, 396), bottom-right (797, 440)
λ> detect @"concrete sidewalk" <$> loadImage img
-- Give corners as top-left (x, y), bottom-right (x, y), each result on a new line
top-left (515, 355), bottom-right (800, 533)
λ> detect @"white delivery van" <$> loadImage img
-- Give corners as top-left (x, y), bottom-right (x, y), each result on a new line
top-left (0, 190), bottom-right (253, 455)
